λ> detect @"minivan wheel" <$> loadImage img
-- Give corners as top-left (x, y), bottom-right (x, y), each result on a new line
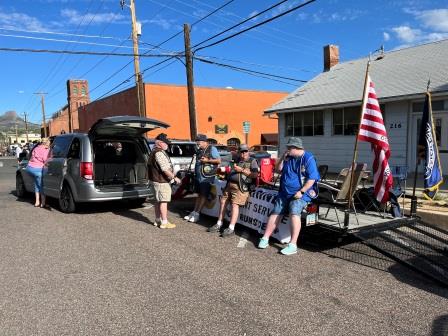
top-left (16, 174), bottom-right (26, 198)
top-left (59, 184), bottom-right (76, 213)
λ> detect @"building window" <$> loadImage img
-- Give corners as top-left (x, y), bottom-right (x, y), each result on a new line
top-left (73, 86), bottom-right (78, 96)
top-left (332, 106), bottom-right (360, 135)
top-left (285, 111), bottom-right (324, 137)
top-left (81, 86), bottom-right (86, 96)
top-left (413, 100), bottom-right (445, 112)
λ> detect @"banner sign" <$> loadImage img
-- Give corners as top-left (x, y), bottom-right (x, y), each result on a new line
top-left (201, 180), bottom-right (295, 243)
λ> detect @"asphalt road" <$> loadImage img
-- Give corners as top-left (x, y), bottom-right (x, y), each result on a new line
top-left (0, 157), bottom-right (447, 336)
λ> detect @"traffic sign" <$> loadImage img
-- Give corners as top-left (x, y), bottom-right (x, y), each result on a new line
top-left (243, 121), bottom-right (251, 134)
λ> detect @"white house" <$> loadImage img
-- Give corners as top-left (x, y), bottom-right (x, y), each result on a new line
top-left (265, 40), bottom-right (448, 174)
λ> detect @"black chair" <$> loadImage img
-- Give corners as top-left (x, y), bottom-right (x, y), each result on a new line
top-left (318, 165), bottom-right (328, 181)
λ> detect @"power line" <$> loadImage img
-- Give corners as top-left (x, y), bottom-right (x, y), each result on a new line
top-left (0, 47), bottom-right (176, 57)
top-left (195, 56), bottom-right (307, 84)
top-left (89, 0), bottom-right (235, 99)
top-left (192, 0), bottom-right (288, 49)
top-left (194, 0), bottom-right (317, 52)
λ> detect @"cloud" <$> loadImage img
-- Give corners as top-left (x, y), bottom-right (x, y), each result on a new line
top-left (383, 32), bottom-right (390, 41)
top-left (415, 9), bottom-right (448, 32)
top-left (392, 25), bottom-right (422, 43)
top-left (0, 12), bottom-right (47, 31)
top-left (389, 8), bottom-right (448, 45)
top-left (60, 9), bottom-right (126, 25)
top-left (144, 16), bottom-right (177, 30)
top-left (248, 10), bottom-right (259, 21)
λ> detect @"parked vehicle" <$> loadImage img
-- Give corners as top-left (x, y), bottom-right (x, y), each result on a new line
top-left (147, 139), bottom-right (197, 174)
top-left (249, 144), bottom-right (278, 159)
top-left (16, 116), bottom-right (168, 213)
top-left (214, 144), bottom-right (233, 165)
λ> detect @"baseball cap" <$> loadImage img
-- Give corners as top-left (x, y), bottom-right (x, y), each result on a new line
top-left (155, 133), bottom-right (171, 145)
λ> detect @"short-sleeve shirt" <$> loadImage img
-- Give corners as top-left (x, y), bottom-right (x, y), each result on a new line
top-left (155, 150), bottom-right (172, 173)
top-left (194, 145), bottom-right (220, 183)
top-left (278, 151), bottom-right (320, 202)
top-left (229, 158), bottom-right (259, 183)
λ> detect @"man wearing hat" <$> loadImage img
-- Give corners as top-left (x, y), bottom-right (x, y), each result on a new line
top-left (258, 137), bottom-right (319, 255)
top-left (184, 134), bottom-right (221, 223)
top-left (208, 144), bottom-right (259, 237)
top-left (148, 133), bottom-right (181, 229)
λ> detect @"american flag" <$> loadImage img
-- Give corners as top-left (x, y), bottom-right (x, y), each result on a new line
top-left (358, 75), bottom-right (393, 203)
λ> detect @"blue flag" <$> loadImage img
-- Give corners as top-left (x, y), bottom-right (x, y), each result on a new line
top-left (417, 92), bottom-right (444, 199)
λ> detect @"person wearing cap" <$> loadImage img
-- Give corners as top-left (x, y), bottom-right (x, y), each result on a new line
top-left (148, 133), bottom-right (181, 229)
top-left (208, 144), bottom-right (259, 237)
top-left (258, 137), bottom-right (320, 255)
top-left (184, 134), bottom-right (221, 223)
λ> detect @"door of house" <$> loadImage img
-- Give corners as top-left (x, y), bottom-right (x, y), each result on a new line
top-left (410, 113), bottom-right (447, 174)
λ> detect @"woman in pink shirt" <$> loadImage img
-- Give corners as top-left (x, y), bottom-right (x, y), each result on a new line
top-left (26, 138), bottom-right (51, 208)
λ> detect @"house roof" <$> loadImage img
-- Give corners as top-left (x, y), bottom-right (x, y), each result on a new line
top-left (266, 39), bottom-right (448, 114)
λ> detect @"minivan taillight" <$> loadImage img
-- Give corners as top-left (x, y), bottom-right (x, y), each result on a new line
top-left (80, 162), bottom-right (93, 180)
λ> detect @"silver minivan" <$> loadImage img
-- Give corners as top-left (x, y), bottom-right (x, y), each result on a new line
top-left (16, 116), bottom-right (168, 213)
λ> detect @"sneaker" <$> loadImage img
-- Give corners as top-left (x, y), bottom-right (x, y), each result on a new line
top-left (221, 228), bottom-right (234, 237)
top-left (159, 222), bottom-right (176, 229)
top-left (183, 211), bottom-right (195, 221)
top-left (153, 219), bottom-right (161, 227)
top-left (258, 237), bottom-right (269, 249)
top-left (207, 223), bottom-right (222, 232)
top-left (188, 213), bottom-right (200, 223)
top-left (280, 243), bottom-right (297, 255)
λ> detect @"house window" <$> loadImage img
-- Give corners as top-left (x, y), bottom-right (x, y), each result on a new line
top-left (284, 111), bottom-right (324, 137)
top-left (333, 106), bottom-right (359, 135)
top-left (412, 100), bottom-right (445, 112)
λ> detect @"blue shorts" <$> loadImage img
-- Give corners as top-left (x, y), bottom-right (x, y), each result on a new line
top-left (26, 166), bottom-right (44, 193)
top-left (194, 177), bottom-right (214, 197)
top-left (271, 197), bottom-right (307, 216)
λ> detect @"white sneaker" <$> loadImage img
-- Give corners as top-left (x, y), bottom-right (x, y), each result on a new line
top-left (184, 211), bottom-right (195, 221)
top-left (188, 213), bottom-right (200, 223)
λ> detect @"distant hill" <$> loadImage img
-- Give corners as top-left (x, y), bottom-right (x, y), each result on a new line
top-left (0, 111), bottom-right (40, 133)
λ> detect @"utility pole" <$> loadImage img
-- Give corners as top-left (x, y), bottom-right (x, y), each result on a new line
top-left (122, 0), bottom-right (145, 118)
top-left (23, 112), bottom-right (29, 143)
top-left (183, 23), bottom-right (198, 140)
top-left (34, 92), bottom-right (48, 138)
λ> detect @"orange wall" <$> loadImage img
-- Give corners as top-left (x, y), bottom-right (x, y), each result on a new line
top-left (77, 84), bottom-right (286, 146)
top-left (145, 84), bottom-right (285, 145)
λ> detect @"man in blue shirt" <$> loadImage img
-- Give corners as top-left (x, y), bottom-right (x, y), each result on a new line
top-left (184, 134), bottom-right (221, 223)
top-left (258, 137), bottom-right (320, 255)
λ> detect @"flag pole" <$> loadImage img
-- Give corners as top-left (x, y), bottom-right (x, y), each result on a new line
top-left (345, 60), bottom-right (371, 229)
top-left (411, 80), bottom-right (430, 217)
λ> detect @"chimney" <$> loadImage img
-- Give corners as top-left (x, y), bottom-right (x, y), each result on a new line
top-left (323, 44), bottom-right (339, 71)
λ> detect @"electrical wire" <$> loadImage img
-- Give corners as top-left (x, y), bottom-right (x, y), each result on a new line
top-left (194, 0), bottom-right (317, 52)
top-left (191, 0), bottom-right (288, 49)
top-left (195, 56), bottom-right (307, 83)
top-left (0, 47), bottom-right (175, 57)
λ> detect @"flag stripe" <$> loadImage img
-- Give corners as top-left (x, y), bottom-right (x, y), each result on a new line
top-left (358, 75), bottom-right (393, 203)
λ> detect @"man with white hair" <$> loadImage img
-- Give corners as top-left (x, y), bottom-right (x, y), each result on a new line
top-left (148, 133), bottom-right (181, 229)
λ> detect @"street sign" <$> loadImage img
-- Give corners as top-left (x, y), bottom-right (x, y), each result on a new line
top-left (243, 121), bottom-right (251, 134)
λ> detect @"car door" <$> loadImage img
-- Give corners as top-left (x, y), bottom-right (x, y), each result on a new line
top-left (43, 136), bottom-right (72, 198)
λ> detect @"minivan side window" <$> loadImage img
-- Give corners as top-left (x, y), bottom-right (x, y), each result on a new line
top-left (51, 136), bottom-right (72, 158)
top-left (67, 138), bottom-right (81, 159)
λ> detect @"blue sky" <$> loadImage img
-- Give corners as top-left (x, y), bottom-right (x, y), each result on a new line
top-left (0, 0), bottom-right (447, 124)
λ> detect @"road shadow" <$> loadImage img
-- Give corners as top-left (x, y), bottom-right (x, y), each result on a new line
top-left (112, 208), bottom-right (155, 226)
top-left (432, 314), bottom-right (448, 336)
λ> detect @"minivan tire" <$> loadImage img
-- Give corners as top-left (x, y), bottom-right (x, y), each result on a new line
top-left (59, 184), bottom-right (76, 213)
top-left (16, 174), bottom-right (26, 198)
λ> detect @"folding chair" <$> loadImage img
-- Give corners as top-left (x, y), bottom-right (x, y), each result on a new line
top-left (317, 163), bottom-right (367, 227)
top-left (318, 164), bottom-right (329, 181)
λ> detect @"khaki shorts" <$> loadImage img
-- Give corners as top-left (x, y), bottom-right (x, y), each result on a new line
top-left (151, 182), bottom-right (172, 202)
top-left (221, 182), bottom-right (249, 206)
